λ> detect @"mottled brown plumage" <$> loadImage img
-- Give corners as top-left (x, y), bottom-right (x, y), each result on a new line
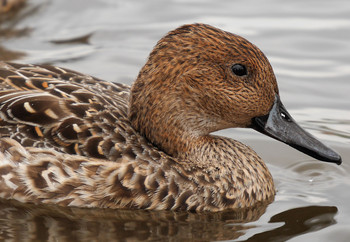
top-left (0, 23), bottom-right (332, 211)
top-left (0, 0), bottom-right (26, 13)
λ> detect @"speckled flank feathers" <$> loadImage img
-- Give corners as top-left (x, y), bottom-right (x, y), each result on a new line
top-left (0, 24), bottom-right (277, 211)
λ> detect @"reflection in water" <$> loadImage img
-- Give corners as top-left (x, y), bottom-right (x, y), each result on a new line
top-left (0, 45), bottom-right (25, 60)
top-left (241, 206), bottom-right (338, 242)
top-left (0, 200), bottom-right (337, 241)
top-left (293, 109), bottom-right (350, 144)
top-left (0, 22), bottom-right (30, 61)
top-left (0, 0), bottom-right (26, 14)
top-left (0, 0), bottom-right (41, 61)
top-left (0, 199), bottom-right (270, 241)
top-left (50, 33), bottom-right (93, 45)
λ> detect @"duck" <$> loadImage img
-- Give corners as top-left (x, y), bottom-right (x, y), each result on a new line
top-left (0, 24), bottom-right (341, 212)
top-left (0, 0), bottom-right (26, 13)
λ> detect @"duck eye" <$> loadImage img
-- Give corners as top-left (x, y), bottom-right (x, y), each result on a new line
top-left (231, 64), bottom-right (247, 76)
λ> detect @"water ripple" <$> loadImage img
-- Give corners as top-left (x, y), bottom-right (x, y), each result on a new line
top-left (292, 108), bottom-right (350, 143)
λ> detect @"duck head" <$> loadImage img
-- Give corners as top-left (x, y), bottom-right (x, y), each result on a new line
top-left (129, 23), bottom-right (341, 165)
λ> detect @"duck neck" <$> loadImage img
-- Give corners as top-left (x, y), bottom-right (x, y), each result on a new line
top-left (129, 70), bottom-right (218, 161)
top-left (131, 102), bottom-right (212, 162)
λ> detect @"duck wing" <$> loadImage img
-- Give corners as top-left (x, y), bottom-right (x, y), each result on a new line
top-left (0, 62), bottom-right (133, 160)
top-left (0, 62), bottom-right (170, 208)
top-left (0, 62), bottom-right (203, 210)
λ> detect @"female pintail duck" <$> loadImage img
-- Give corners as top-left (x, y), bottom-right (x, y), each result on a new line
top-left (0, 0), bottom-right (26, 13)
top-left (0, 24), bottom-right (341, 211)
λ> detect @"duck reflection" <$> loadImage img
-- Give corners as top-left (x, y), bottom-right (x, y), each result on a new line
top-left (0, 200), bottom-right (337, 241)
top-left (240, 206), bottom-right (338, 242)
top-left (0, 0), bottom-right (26, 14)
top-left (0, 199), bottom-right (269, 241)
top-left (0, 0), bottom-right (34, 61)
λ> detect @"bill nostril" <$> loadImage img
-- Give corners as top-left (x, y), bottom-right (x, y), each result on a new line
top-left (280, 111), bottom-right (292, 122)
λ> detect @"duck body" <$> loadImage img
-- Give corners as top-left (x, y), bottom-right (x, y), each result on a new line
top-left (0, 0), bottom-right (26, 13)
top-left (0, 24), bottom-right (341, 211)
top-left (0, 62), bottom-right (273, 211)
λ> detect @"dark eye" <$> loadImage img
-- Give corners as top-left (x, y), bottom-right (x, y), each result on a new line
top-left (231, 64), bottom-right (247, 76)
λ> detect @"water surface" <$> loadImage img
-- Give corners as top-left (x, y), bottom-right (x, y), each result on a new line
top-left (0, 0), bottom-right (349, 241)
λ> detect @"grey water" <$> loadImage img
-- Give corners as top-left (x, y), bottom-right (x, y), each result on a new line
top-left (0, 0), bottom-right (350, 241)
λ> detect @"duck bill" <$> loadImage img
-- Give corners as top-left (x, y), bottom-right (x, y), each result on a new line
top-left (251, 95), bottom-right (342, 165)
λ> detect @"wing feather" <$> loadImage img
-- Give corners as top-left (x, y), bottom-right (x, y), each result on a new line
top-left (0, 62), bottom-right (132, 160)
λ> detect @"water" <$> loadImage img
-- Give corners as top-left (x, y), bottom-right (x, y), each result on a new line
top-left (0, 0), bottom-right (349, 241)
